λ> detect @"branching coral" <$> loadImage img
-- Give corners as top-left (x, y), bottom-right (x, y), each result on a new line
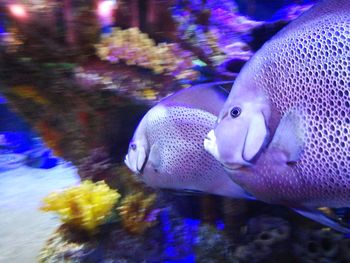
top-left (95, 27), bottom-right (198, 80)
top-left (41, 180), bottom-right (120, 234)
top-left (171, 0), bottom-right (259, 67)
top-left (117, 192), bottom-right (159, 234)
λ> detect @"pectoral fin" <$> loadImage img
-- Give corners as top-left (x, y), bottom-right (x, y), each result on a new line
top-left (162, 188), bottom-right (205, 196)
top-left (292, 207), bottom-right (350, 234)
top-left (243, 112), bottom-right (269, 161)
top-left (136, 146), bottom-right (147, 172)
top-left (148, 143), bottom-right (161, 170)
top-left (269, 110), bottom-right (305, 163)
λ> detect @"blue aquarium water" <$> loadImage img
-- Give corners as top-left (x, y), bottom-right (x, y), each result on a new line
top-left (0, 0), bottom-right (349, 262)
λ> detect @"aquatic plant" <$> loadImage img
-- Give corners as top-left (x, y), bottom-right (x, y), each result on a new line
top-left (41, 180), bottom-right (121, 233)
top-left (117, 192), bottom-right (159, 234)
top-left (95, 27), bottom-right (198, 80)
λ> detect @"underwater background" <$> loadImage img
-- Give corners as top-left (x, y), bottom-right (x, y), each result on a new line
top-left (0, 0), bottom-right (349, 262)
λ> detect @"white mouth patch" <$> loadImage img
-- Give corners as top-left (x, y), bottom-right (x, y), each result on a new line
top-left (124, 154), bottom-right (134, 172)
top-left (204, 129), bottom-right (221, 161)
top-left (221, 162), bottom-right (245, 172)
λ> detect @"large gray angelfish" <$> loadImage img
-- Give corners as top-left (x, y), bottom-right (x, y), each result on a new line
top-left (204, 0), bottom-right (350, 232)
top-left (125, 83), bottom-right (251, 199)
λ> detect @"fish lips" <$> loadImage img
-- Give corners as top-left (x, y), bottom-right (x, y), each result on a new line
top-left (220, 161), bottom-right (252, 173)
top-left (204, 130), bottom-right (253, 170)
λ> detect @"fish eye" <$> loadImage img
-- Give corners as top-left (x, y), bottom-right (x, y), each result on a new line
top-left (230, 107), bottom-right (241, 118)
top-left (130, 143), bottom-right (137, 151)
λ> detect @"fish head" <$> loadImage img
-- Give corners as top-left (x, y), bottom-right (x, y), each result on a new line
top-left (124, 139), bottom-right (148, 175)
top-left (124, 118), bottom-right (150, 175)
top-left (204, 97), bottom-right (270, 170)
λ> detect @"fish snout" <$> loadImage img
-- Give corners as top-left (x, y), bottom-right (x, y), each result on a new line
top-left (204, 129), bottom-right (252, 171)
top-left (124, 154), bottom-right (133, 171)
top-left (221, 161), bottom-right (249, 172)
top-left (124, 154), bottom-right (143, 176)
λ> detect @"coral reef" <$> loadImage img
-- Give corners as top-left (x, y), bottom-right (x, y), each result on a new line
top-left (41, 180), bottom-right (121, 234)
top-left (194, 224), bottom-right (236, 263)
top-left (171, 0), bottom-right (260, 67)
top-left (294, 229), bottom-right (350, 263)
top-left (74, 59), bottom-right (179, 101)
top-left (38, 196), bottom-right (350, 263)
top-left (233, 216), bottom-right (292, 263)
top-left (0, 54), bottom-right (158, 177)
top-left (77, 147), bottom-right (112, 181)
top-left (38, 227), bottom-right (91, 263)
top-left (96, 27), bottom-right (199, 80)
top-left (117, 192), bottom-right (159, 234)
top-left (38, 206), bottom-right (236, 263)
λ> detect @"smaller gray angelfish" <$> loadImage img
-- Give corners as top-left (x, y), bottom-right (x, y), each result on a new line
top-left (124, 82), bottom-right (251, 199)
top-left (204, 0), bottom-right (350, 232)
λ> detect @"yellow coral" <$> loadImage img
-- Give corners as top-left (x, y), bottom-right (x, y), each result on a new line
top-left (41, 180), bottom-right (120, 233)
top-left (117, 192), bottom-right (158, 234)
top-left (141, 89), bottom-right (158, 100)
top-left (95, 27), bottom-right (197, 78)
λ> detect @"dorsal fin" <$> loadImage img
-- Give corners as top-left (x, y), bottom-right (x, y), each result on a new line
top-left (293, 207), bottom-right (350, 234)
top-left (274, 0), bottom-right (350, 39)
top-left (160, 82), bottom-right (231, 116)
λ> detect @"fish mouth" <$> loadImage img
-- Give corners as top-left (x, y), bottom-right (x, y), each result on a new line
top-left (124, 155), bottom-right (133, 172)
top-left (124, 154), bottom-right (147, 176)
top-left (221, 160), bottom-right (253, 173)
top-left (221, 163), bottom-right (243, 172)
top-left (204, 130), bottom-right (252, 171)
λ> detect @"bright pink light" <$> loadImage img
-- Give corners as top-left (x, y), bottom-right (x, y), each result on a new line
top-left (8, 4), bottom-right (27, 19)
top-left (98, 1), bottom-right (115, 18)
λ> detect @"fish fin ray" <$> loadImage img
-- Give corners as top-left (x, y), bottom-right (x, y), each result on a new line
top-left (292, 207), bottom-right (350, 234)
top-left (243, 112), bottom-right (269, 161)
top-left (269, 110), bottom-right (305, 163)
top-left (148, 143), bottom-right (161, 170)
top-left (160, 82), bottom-right (230, 116)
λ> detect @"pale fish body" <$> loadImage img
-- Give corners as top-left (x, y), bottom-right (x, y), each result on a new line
top-left (125, 83), bottom-right (251, 199)
top-left (204, 0), bottom-right (350, 231)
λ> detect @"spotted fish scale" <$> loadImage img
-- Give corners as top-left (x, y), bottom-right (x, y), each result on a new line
top-left (145, 106), bottom-right (231, 192)
top-left (233, 0), bottom-right (350, 207)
